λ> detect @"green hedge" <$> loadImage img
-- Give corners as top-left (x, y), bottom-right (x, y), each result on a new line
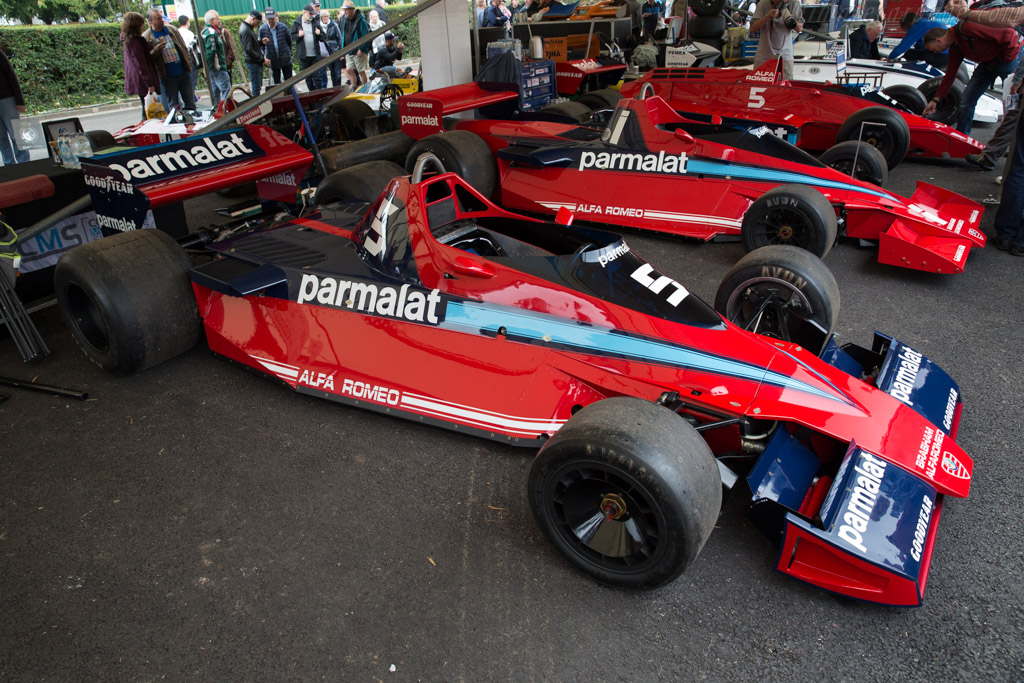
top-left (0, 4), bottom-right (422, 113)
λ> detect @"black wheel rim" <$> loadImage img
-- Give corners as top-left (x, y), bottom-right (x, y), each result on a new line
top-left (749, 207), bottom-right (816, 249)
top-left (827, 158), bottom-right (882, 185)
top-left (861, 123), bottom-right (895, 158)
top-left (544, 460), bottom-right (667, 574)
top-left (63, 282), bottom-right (109, 353)
top-left (724, 275), bottom-right (814, 340)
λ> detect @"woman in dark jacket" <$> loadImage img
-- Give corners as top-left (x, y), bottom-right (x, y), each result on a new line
top-left (122, 11), bottom-right (160, 121)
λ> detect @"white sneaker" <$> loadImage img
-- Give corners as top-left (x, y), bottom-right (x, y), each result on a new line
top-left (996, 175), bottom-right (1003, 185)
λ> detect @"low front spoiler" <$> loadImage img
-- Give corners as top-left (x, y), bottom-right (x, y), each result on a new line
top-left (877, 181), bottom-right (985, 274)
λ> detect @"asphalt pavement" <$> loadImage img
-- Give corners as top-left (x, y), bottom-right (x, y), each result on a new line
top-left (1, 117), bottom-right (1023, 681)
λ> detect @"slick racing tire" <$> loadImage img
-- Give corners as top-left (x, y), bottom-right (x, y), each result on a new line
top-left (819, 141), bottom-right (888, 186)
top-left (329, 98), bottom-right (375, 141)
top-left (404, 130), bottom-right (497, 199)
top-left (575, 88), bottom-right (623, 111)
top-left (918, 76), bottom-right (964, 127)
top-left (882, 84), bottom-right (928, 115)
top-left (54, 229), bottom-right (202, 375)
top-left (836, 106), bottom-right (911, 169)
top-left (540, 100), bottom-right (595, 123)
top-left (689, 0), bottom-right (726, 17)
top-left (714, 245), bottom-right (840, 346)
top-left (314, 160), bottom-right (406, 206)
top-left (85, 130), bottom-right (116, 152)
top-left (687, 15), bottom-right (727, 39)
top-left (741, 184), bottom-right (838, 258)
top-left (528, 397), bottom-right (721, 589)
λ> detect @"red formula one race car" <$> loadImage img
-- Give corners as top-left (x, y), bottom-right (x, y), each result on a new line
top-left (618, 61), bottom-right (985, 169)
top-left (397, 87), bottom-right (985, 274)
top-left (53, 160), bottom-right (973, 606)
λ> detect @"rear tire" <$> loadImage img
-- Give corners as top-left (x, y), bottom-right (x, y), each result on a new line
top-left (741, 185), bottom-right (838, 258)
top-left (528, 397), bottom-right (721, 589)
top-left (54, 229), bottom-right (201, 375)
top-left (836, 106), bottom-right (911, 169)
top-left (688, 15), bottom-right (726, 38)
top-left (404, 130), bottom-right (497, 199)
top-left (329, 98), bottom-right (375, 141)
top-left (314, 160), bottom-right (406, 205)
top-left (575, 88), bottom-right (623, 110)
top-left (918, 76), bottom-right (964, 126)
top-left (539, 100), bottom-right (595, 123)
top-left (85, 130), bottom-right (116, 152)
top-left (882, 84), bottom-right (928, 115)
top-left (819, 141), bottom-right (888, 186)
top-left (689, 0), bottom-right (726, 17)
top-left (714, 245), bottom-right (840, 344)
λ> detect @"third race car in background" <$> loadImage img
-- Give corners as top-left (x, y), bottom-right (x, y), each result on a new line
top-left (394, 84), bottom-right (986, 274)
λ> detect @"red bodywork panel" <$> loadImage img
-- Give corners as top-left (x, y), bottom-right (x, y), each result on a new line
top-left (446, 95), bottom-right (984, 273)
top-left (619, 62), bottom-right (985, 159)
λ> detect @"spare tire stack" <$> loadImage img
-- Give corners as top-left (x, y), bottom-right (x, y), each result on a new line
top-left (687, 0), bottom-right (727, 52)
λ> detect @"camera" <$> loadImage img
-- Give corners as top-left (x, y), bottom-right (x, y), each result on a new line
top-left (772, 0), bottom-right (798, 29)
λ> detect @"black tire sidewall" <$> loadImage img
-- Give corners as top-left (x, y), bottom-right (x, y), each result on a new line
top-left (404, 131), bottom-right (497, 199)
top-left (714, 244), bottom-right (840, 335)
top-left (314, 160), bottom-right (406, 205)
top-left (918, 76), bottom-right (963, 126)
top-left (836, 106), bottom-right (910, 169)
top-left (882, 84), bottom-right (928, 115)
top-left (819, 140), bottom-right (888, 186)
top-left (741, 185), bottom-right (837, 258)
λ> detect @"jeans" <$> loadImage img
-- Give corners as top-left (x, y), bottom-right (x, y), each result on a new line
top-left (330, 61), bottom-right (342, 88)
top-left (159, 71), bottom-right (197, 113)
top-left (994, 106), bottom-right (1024, 248)
top-left (269, 59), bottom-right (293, 84)
top-left (209, 69), bottom-right (231, 106)
top-left (246, 62), bottom-right (265, 96)
top-left (300, 57), bottom-right (322, 91)
top-left (0, 96), bottom-right (30, 165)
top-left (959, 55), bottom-right (1019, 135)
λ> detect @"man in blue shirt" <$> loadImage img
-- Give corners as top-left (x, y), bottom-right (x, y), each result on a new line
top-left (641, 0), bottom-right (662, 38)
top-left (260, 8), bottom-right (294, 85)
top-left (887, 12), bottom-right (950, 68)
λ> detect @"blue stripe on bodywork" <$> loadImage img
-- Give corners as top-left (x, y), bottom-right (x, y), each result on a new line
top-left (686, 158), bottom-right (898, 201)
top-left (441, 300), bottom-right (851, 405)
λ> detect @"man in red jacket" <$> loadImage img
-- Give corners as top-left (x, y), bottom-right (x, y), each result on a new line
top-left (921, 22), bottom-right (1020, 135)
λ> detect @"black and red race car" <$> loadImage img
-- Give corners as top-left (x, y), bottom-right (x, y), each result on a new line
top-left (618, 61), bottom-right (985, 169)
top-left (53, 157), bottom-right (973, 606)
top-left (397, 86), bottom-right (985, 274)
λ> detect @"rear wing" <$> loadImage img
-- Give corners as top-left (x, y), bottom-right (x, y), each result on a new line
top-left (81, 125), bottom-right (312, 236)
top-left (397, 83), bottom-right (520, 139)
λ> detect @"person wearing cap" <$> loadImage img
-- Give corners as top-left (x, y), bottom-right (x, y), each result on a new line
top-left (291, 3), bottom-right (328, 90)
top-left (338, 0), bottom-right (369, 87)
top-left (371, 31), bottom-right (407, 77)
top-left (260, 8), bottom-right (294, 85)
top-left (240, 10), bottom-right (270, 96)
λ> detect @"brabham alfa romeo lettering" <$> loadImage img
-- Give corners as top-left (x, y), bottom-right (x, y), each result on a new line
top-left (887, 345), bottom-right (923, 406)
top-left (299, 369), bottom-right (335, 390)
top-left (915, 425), bottom-right (946, 479)
top-left (837, 451), bottom-right (888, 554)
top-left (579, 150), bottom-right (688, 174)
top-left (296, 274), bottom-right (446, 324)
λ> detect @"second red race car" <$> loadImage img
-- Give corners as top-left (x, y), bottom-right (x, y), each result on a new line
top-left (618, 60), bottom-right (985, 169)
top-left (396, 87), bottom-right (985, 274)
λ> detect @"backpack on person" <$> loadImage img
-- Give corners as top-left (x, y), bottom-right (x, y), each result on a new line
top-left (189, 37), bottom-right (202, 69)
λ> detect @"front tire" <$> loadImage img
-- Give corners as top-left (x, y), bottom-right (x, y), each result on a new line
top-left (819, 141), bottom-right (888, 186)
top-left (714, 245), bottom-right (840, 345)
top-left (882, 84), bottom-right (928, 115)
top-left (741, 185), bottom-right (838, 258)
top-left (529, 397), bottom-right (721, 589)
top-left (918, 76), bottom-right (965, 127)
top-left (54, 229), bottom-right (201, 375)
top-left (836, 106), bottom-right (911, 169)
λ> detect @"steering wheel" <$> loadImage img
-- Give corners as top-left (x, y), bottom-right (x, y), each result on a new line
top-left (412, 152), bottom-right (448, 184)
top-left (379, 83), bottom-right (403, 116)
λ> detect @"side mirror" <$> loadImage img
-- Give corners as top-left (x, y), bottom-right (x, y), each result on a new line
top-left (451, 255), bottom-right (495, 279)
